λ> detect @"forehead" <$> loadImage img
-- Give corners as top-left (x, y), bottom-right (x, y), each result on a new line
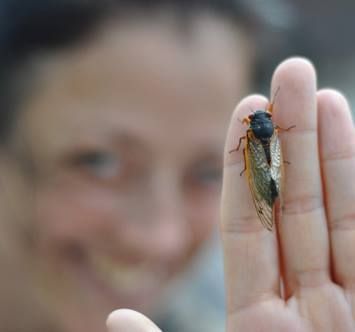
top-left (16, 15), bottom-right (252, 156)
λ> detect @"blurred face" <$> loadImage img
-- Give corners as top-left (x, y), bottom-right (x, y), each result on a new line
top-left (1, 14), bottom-right (252, 332)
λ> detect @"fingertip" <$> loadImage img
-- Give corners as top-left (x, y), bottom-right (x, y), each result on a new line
top-left (317, 89), bottom-right (351, 119)
top-left (317, 89), bottom-right (355, 160)
top-left (271, 57), bottom-right (317, 89)
top-left (231, 94), bottom-right (269, 120)
top-left (277, 56), bottom-right (315, 72)
top-left (106, 309), bottom-right (161, 332)
top-left (106, 309), bottom-right (131, 330)
top-left (225, 94), bottom-right (268, 165)
top-left (270, 57), bottom-right (318, 130)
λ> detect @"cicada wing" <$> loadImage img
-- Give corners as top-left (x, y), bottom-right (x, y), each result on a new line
top-left (245, 132), bottom-right (274, 230)
top-left (270, 132), bottom-right (282, 194)
top-left (270, 129), bottom-right (285, 222)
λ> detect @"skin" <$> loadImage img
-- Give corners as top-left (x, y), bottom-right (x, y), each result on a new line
top-left (108, 58), bottom-right (355, 331)
top-left (0, 14), bottom-right (252, 332)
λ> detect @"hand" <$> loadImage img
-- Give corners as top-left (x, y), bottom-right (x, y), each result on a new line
top-left (221, 58), bottom-right (355, 331)
top-left (106, 309), bottom-right (161, 332)
top-left (106, 58), bottom-right (355, 332)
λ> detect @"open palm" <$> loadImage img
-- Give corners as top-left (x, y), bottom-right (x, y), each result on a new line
top-left (221, 58), bottom-right (355, 331)
top-left (107, 58), bottom-right (355, 332)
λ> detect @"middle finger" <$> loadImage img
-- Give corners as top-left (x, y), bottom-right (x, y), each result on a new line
top-left (271, 58), bottom-right (330, 297)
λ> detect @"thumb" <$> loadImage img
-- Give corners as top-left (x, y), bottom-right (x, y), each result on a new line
top-left (106, 309), bottom-right (162, 332)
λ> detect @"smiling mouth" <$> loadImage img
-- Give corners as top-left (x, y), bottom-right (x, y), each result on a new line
top-left (90, 254), bottom-right (154, 290)
top-left (72, 252), bottom-right (168, 307)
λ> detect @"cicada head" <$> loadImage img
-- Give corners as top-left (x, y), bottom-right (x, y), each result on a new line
top-left (249, 110), bottom-right (274, 140)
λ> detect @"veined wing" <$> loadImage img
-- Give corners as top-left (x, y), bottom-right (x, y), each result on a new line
top-left (270, 131), bottom-right (283, 211)
top-left (245, 131), bottom-right (274, 230)
top-left (270, 132), bottom-right (282, 193)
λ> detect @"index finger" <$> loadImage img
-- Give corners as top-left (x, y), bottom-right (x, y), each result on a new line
top-left (221, 95), bottom-right (281, 316)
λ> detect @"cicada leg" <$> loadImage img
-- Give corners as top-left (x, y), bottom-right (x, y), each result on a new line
top-left (276, 124), bottom-right (295, 165)
top-left (240, 148), bottom-right (247, 176)
top-left (267, 86), bottom-right (281, 114)
top-left (229, 135), bottom-right (246, 154)
top-left (276, 125), bottom-right (296, 132)
top-left (228, 136), bottom-right (247, 176)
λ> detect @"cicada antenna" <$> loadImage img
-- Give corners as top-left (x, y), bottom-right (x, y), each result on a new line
top-left (267, 86), bottom-right (281, 114)
top-left (272, 86), bottom-right (281, 104)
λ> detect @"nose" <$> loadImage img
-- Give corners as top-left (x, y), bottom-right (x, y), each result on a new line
top-left (146, 167), bottom-right (192, 262)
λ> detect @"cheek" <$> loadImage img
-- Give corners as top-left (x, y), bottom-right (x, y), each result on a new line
top-left (34, 184), bottom-right (121, 248)
top-left (33, 173), bottom-right (221, 266)
top-left (186, 188), bottom-right (220, 248)
top-left (33, 182), bottom-right (165, 258)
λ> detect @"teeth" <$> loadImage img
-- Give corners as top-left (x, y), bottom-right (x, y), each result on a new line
top-left (90, 254), bottom-right (159, 293)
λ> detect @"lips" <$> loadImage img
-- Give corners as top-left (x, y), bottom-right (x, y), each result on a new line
top-left (68, 251), bottom-right (169, 310)
top-left (89, 253), bottom-right (161, 293)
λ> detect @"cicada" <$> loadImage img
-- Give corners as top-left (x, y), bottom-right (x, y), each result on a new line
top-left (230, 90), bottom-right (294, 231)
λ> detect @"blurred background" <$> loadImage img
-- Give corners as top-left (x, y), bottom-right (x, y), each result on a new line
top-left (0, 1), bottom-right (354, 332)
top-left (251, 0), bottom-right (355, 106)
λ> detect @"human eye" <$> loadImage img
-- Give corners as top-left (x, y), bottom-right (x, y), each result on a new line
top-left (185, 157), bottom-right (222, 190)
top-left (73, 150), bottom-right (122, 180)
